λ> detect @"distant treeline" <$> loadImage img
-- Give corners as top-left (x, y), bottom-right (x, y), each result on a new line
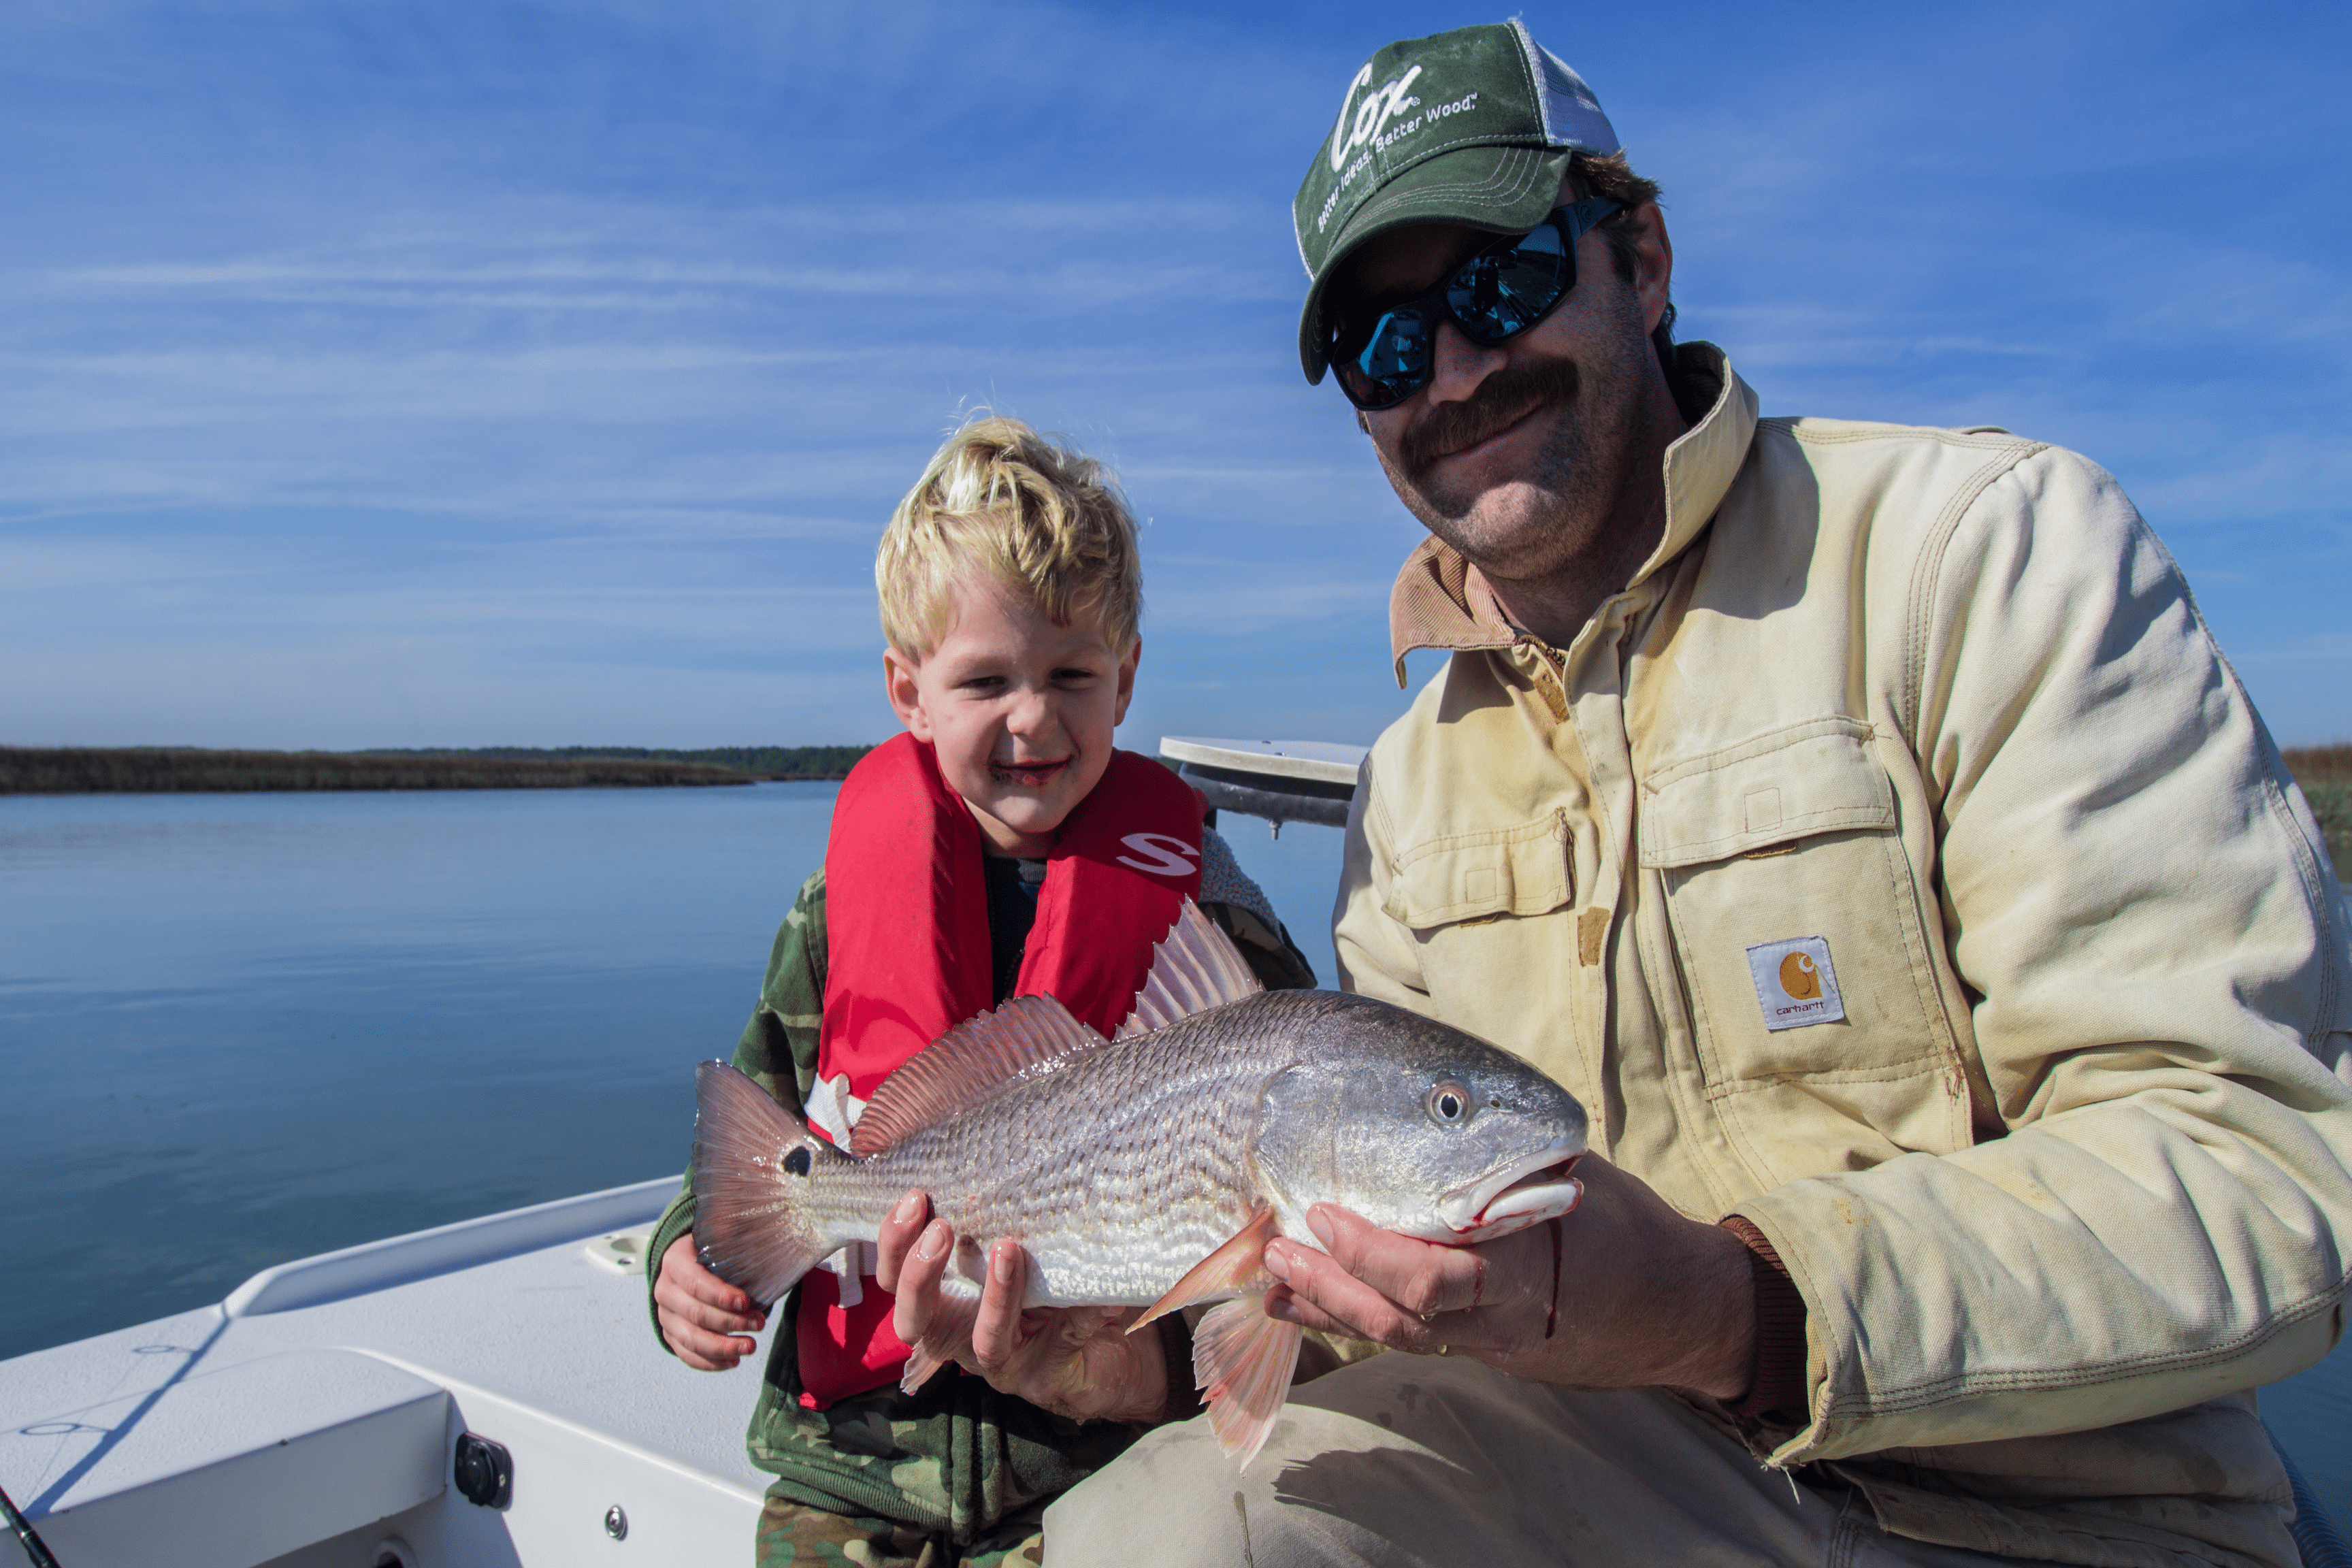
top-left (0, 744), bottom-right (875, 796)
top-left (4, 742), bottom-right (2345, 868)
top-left (363, 745), bottom-right (875, 780)
top-left (2285, 745), bottom-right (2352, 866)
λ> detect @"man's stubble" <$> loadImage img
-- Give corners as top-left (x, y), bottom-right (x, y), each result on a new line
top-left (1375, 284), bottom-right (1670, 605)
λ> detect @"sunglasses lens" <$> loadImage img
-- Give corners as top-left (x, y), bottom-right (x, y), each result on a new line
top-left (1448, 225), bottom-right (1571, 343)
top-left (1335, 305), bottom-right (1430, 410)
top-left (1327, 210), bottom-right (1594, 410)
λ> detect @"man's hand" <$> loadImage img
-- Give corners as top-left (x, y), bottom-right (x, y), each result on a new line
top-left (1260, 1157), bottom-right (1756, 1401)
top-left (876, 1189), bottom-right (1170, 1424)
top-left (655, 1234), bottom-right (767, 1371)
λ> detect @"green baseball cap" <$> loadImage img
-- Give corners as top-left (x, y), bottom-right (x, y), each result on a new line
top-left (1293, 20), bottom-right (1621, 383)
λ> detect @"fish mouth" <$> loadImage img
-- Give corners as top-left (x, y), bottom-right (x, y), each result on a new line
top-left (1438, 1145), bottom-right (1585, 1241)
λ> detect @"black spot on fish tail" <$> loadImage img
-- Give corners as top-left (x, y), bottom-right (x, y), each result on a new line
top-left (783, 1147), bottom-right (812, 1177)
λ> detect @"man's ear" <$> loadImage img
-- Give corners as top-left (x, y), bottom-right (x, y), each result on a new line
top-left (1631, 201), bottom-right (1675, 338)
top-left (1111, 637), bottom-right (1141, 727)
top-left (883, 647), bottom-right (932, 741)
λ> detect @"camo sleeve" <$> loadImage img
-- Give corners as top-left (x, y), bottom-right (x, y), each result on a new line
top-left (1198, 824), bottom-right (1320, 990)
top-left (735, 867), bottom-right (830, 1109)
top-left (647, 868), bottom-right (828, 1355)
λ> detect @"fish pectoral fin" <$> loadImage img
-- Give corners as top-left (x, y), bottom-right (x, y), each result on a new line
top-left (1115, 900), bottom-right (1264, 1039)
top-left (899, 1276), bottom-right (982, 1397)
top-left (1129, 1208), bottom-right (1279, 1332)
top-left (1194, 1296), bottom-right (1301, 1472)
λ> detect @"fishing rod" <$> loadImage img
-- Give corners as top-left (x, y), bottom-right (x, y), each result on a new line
top-left (0, 1480), bottom-right (63, 1568)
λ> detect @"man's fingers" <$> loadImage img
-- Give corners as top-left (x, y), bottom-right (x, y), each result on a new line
top-left (969, 1239), bottom-right (1031, 1373)
top-left (872, 1190), bottom-right (932, 1292)
top-left (1265, 1226), bottom-right (1530, 1356)
top-left (1262, 1283), bottom-right (1351, 1337)
top-left (1262, 1237), bottom-right (1435, 1348)
top-left (1304, 1205), bottom-right (1488, 1316)
top-left (890, 1218), bottom-right (955, 1348)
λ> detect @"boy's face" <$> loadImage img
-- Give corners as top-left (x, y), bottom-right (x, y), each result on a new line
top-left (883, 580), bottom-right (1139, 857)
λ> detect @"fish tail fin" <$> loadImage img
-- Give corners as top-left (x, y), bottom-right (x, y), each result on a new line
top-left (691, 1061), bottom-right (839, 1305)
top-left (898, 1276), bottom-right (983, 1396)
top-left (1195, 1296), bottom-right (1302, 1472)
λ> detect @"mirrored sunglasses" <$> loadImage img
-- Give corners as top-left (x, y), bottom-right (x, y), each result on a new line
top-left (1328, 197), bottom-right (1621, 412)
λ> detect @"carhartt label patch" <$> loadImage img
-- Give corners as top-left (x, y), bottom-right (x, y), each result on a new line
top-left (1746, 936), bottom-right (1844, 1031)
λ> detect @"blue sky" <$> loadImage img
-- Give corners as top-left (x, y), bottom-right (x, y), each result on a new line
top-left (1, 0), bottom-right (2345, 751)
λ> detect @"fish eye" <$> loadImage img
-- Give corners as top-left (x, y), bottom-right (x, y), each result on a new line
top-left (1425, 1079), bottom-right (1472, 1127)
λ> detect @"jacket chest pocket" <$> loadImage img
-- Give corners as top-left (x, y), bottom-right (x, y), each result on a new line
top-left (1639, 719), bottom-right (1961, 1120)
top-left (1380, 811), bottom-right (1584, 1092)
top-left (1384, 809), bottom-right (1573, 927)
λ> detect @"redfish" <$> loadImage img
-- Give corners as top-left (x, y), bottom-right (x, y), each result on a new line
top-left (691, 904), bottom-right (1586, 1467)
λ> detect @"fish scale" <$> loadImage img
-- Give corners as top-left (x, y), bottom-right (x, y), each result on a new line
top-left (813, 997), bottom-right (1320, 1306)
top-left (690, 906), bottom-right (1586, 1469)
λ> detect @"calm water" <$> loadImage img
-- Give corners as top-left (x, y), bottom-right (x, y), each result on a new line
top-left (0, 786), bottom-right (2342, 1524)
top-left (0, 783), bottom-right (1345, 1361)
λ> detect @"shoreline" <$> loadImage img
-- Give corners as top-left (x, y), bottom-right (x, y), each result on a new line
top-left (0, 745), bottom-right (872, 796)
top-left (3, 742), bottom-right (2342, 868)
top-left (2284, 747), bottom-right (2352, 867)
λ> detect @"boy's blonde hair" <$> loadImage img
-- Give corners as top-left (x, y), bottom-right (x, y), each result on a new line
top-left (877, 415), bottom-right (1143, 661)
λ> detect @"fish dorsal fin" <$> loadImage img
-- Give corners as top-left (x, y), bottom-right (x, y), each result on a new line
top-left (851, 994), bottom-right (1109, 1157)
top-left (1115, 900), bottom-right (1264, 1040)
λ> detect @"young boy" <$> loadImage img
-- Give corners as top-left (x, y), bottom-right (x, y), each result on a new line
top-left (647, 415), bottom-right (1316, 1567)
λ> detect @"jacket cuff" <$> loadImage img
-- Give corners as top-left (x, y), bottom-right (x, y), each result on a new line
top-left (1155, 1311), bottom-right (1200, 1426)
top-left (1720, 1215), bottom-right (1807, 1420)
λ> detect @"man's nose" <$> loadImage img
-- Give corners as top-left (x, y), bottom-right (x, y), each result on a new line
top-left (1422, 318), bottom-right (1508, 405)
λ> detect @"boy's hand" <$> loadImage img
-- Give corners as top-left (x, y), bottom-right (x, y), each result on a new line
top-left (655, 1234), bottom-right (767, 1371)
top-left (877, 1190), bottom-right (1169, 1424)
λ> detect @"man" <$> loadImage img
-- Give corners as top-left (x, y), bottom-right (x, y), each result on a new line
top-left (1039, 20), bottom-right (2352, 1567)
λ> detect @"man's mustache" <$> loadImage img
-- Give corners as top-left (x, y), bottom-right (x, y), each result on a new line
top-left (1397, 356), bottom-right (1580, 479)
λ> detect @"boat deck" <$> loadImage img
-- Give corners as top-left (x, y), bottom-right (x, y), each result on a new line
top-left (0, 1178), bottom-right (770, 1567)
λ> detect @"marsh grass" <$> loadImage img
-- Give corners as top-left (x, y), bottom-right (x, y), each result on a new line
top-left (2282, 747), bottom-right (2352, 875)
top-left (0, 747), bottom-right (758, 795)
top-left (367, 745), bottom-right (875, 779)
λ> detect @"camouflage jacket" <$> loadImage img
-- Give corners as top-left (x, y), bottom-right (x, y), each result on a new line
top-left (647, 843), bottom-right (1316, 1541)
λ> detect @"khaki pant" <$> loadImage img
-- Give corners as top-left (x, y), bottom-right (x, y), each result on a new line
top-left (1043, 1356), bottom-right (2023, 1567)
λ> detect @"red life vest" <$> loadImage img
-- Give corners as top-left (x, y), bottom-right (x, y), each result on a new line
top-left (798, 734), bottom-right (1203, 1407)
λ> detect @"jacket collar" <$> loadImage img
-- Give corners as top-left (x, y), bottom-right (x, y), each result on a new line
top-left (1386, 342), bottom-right (1761, 685)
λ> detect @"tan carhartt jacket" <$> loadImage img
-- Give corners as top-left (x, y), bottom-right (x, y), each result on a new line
top-left (1335, 344), bottom-right (2352, 1567)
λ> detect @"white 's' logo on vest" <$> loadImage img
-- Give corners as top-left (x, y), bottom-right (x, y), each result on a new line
top-left (1115, 832), bottom-right (1198, 877)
